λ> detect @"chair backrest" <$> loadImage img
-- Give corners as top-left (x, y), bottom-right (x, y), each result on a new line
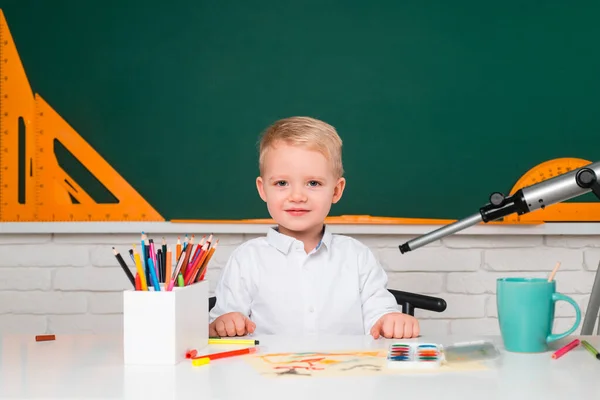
top-left (208, 290), bottom-right (446, 316)
top-left (388, 289), bottom-right (446, 316)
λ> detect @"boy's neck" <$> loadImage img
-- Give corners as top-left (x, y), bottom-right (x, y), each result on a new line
top-left (277, 224), bottom-right (325, 253)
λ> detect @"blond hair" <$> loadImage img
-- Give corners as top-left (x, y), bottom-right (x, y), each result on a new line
top-left (258, 116), bottom-right (344, 177)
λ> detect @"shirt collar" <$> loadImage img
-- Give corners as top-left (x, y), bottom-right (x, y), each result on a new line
top-left (266, 225), bottom-right (333, 254)
top-left (320, 224), bottom-right (333, 250)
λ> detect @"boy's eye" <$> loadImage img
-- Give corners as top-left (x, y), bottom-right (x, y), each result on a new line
top-left (307, 181), bottom-right (321, 187)
top-left (274, 180), bottom-right (288, 187)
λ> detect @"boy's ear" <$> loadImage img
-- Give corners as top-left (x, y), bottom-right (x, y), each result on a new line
top-left (256, 176), bottom-right (267, 202)
top-left (332, 177), bottom-right (346, 204)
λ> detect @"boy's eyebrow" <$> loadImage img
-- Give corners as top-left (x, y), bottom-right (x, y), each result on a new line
top-left (268, 175), bottom-right (329, 182)
top-left (268, 176), bottom-right (288, 182)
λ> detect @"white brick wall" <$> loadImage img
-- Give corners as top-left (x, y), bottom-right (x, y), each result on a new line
top-left (0, 232), bottom-right (597, 337)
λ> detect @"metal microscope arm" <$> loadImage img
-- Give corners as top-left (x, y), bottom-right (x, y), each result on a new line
top-left (399, 161), bottom-right (600, 254)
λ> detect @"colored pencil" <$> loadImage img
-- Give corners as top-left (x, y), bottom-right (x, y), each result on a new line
top-left (161, 237), bottom-right (167, 274)
top-left (133, 248), bottom-right (148, 291)
top-left (189, 235), bottom-right (206, 267)
top-left (551, 339), bottom-right (579, 359)
top-left (193, 347), bottom-right (258, 361)
top-left (156, 248), bottom-right (163, 282)
top-left (141, 233), bottom-right (148, 285)
top-left (548, 262), bottom-right (561, 282)
top-left (166, 247), bottom-right (172, 289)
top-left (198, 239), bottom-right (218, 282)
top-left (179, 235), bottom-right (195, 276)
top-left (144, 236), bottom-right (152, 287)
top-left (112, 247), bottom-right (135, 287)
top-left (581, 340), bottom-right (600, 360)
top-left (184, 242), bottom-right (209, 285)
top-left (147, 257), bottom-right (161, 291)
top-left (166, 249), bottom-right (187, 291)
top-left (128, 249), bottom-right (135, 264)
top-left (135, 273), bottom-right (141, 290)
top-left (149, 239), bottom-right (159, 282)
top-left (208, 338), bottom-right (259, 345)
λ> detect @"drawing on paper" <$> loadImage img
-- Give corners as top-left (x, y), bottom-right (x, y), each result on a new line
top-left (246, 350), bottom-right (388, 377)
top-left (245, 349), bottom-right (489, 378)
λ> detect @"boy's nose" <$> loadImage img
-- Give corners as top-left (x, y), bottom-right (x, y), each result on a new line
top-left (289, 188), bottom-right (307, 202)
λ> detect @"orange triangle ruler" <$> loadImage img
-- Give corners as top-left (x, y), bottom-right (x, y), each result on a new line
top-left (0, 10), bottom-right (163, 221)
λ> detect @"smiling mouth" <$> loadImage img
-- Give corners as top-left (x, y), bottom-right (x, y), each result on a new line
top-left (285, 209), bottom-right (309, 216)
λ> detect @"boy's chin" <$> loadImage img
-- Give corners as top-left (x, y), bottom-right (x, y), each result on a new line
top-left (277, 220), bottom-right (322, 234)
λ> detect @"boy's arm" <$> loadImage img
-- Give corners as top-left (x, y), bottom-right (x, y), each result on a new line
top-left (358, 245), bottom-right (401, 333)
top-left (209, 251), bottom-right (253, 322)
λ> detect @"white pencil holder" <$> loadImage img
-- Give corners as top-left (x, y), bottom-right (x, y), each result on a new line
top-left (123, 280), bottom-right (209, 365)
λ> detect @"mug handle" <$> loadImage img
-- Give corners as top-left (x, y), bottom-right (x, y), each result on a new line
top-left (546, 293), bottom-right (581, 343)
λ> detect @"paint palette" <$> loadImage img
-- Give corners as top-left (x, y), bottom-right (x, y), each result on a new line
top-left (387, 343), bottom-right (442, 369)
top-left (442, 340), bottom-right (500, 363)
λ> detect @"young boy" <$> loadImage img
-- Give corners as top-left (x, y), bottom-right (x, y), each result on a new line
top-left (209, 116), bottom-right (420, 339)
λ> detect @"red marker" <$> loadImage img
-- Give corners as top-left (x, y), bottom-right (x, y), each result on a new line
top-left (185, 349), bottom-right (198, 359)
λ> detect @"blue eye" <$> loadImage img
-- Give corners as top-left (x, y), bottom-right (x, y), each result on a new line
top-left (308, 181), bottom-right (321, 187)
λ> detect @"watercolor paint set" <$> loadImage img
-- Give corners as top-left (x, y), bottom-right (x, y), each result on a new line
top-left (387, 343), bottom-right (443, 369)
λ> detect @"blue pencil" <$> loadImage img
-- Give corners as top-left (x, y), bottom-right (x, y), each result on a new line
top-left (147, 257), bottom-right (161, 291)
top-left (141, 232), bottom-right (150, 287)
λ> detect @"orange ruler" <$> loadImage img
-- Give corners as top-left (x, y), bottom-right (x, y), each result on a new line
top-left (0, 10), bottom-right (163, 221)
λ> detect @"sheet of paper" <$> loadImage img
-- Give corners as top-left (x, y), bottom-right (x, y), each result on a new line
top-left (245, 350), bottom-right (487, 378)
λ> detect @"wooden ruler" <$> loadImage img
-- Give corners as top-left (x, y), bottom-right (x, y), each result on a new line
top-left (504, 157), bottom-right (600, 222)
top-left (0, 10), bottom-right (163, 221)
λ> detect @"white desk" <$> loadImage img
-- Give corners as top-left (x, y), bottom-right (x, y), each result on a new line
top-left (0, 334), bottom-right (598, 400)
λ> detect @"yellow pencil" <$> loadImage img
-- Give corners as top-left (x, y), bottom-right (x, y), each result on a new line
top-left (208, 338), bottom-right (259, 345)
top-left (133, 248), bottom-right (148, 291)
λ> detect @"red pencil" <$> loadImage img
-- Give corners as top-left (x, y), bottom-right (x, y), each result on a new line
top-left (551, 339), bottom-right (580, 359)
top-left (193, 347), bottom-right (258, 361)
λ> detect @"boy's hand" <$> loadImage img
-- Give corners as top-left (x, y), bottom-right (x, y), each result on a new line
top-left (209, 312), bottom-right (256, 337)
top-left (370, 312), bottom-right (420, 339)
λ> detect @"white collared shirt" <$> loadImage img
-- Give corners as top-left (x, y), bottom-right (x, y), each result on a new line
top-left (209, 226), bottom-right (400, 335)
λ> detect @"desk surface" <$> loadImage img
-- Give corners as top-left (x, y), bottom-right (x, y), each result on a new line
top-left (0, 334), bottom-right (599, 400)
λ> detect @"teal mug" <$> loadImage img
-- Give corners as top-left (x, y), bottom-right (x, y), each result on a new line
top-left (497, 278), bottom-right (581, 353)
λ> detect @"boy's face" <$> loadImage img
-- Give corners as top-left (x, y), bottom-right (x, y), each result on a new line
top-left (256, 142), bottom-right (345, 237)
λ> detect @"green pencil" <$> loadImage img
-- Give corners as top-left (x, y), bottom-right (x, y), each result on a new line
top-left (581, 340), bottom-right (600, 360)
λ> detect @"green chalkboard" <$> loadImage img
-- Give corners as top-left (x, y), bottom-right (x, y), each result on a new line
top-left (2, 1), bottom-right (599, 220)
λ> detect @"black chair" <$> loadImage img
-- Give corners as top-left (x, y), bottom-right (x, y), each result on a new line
top-left (208, 289), bottom-right (446, 316)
